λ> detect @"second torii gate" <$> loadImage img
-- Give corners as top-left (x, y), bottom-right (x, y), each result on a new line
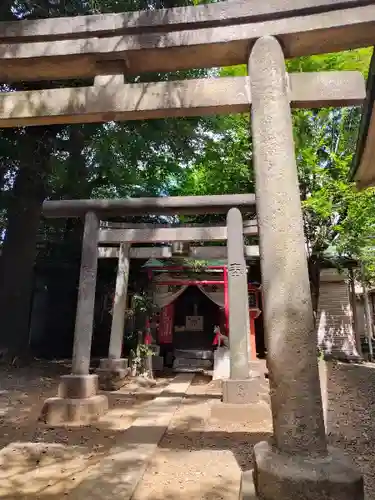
top-left (41, 196), bottom-right (259, 415)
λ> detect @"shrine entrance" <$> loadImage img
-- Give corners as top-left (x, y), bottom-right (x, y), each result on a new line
top-left (173, 286), bottom-right (219, 351)
top-left (0, 1), bottom-right (371, 495)
top-left (170, 286), bottom-right (220, 372)
top-left (146, 257), bottom-right (263, 371)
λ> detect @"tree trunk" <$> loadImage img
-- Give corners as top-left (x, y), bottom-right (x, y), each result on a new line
top-left (42, 125), bottom-right (91, 358)
top-left (0, 130), bottom-right (55, 358)
top-left (59, 126), bottom-right (91, 258)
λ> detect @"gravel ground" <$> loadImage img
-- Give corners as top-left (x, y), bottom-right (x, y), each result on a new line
top-left (1, 361), bottom-right (374, 500)
top-left (0, 361), bottom-right (172, 498)
top-left (323, 361), bottom-right (375, 500)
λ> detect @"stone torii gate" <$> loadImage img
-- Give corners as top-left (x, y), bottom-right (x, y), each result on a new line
top-left (41, 195), bottom-right (258, 398)
top-left (0, 1), bottom-right (372, 498)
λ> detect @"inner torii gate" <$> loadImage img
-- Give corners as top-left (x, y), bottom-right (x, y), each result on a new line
top-left (0, 1), bottom-right (371, 498)
top-left (42, 196), bottom-right (258, 392)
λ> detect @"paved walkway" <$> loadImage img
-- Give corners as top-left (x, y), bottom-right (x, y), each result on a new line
top-left (69, 373), bottom-right (194, 499)
top-left (0, 365), bottom-right (175, 499)
top-left (133, 374), bottom-right (271, 500)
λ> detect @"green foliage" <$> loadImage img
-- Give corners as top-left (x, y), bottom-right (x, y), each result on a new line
top-left (123, 330), bottom-right (139, 354)
top-left (1, 1), bottom-right (375, 307)
top-left (129, 344), bottom-right (154, 376)
top-left (179, 48), bottom-right (375, 281)
top-left (133, 292), bottom-right (153, 313)
top-left (288, 48), bottom-right (375, 274)
top-left (181, 259), bottom-right (209, 272)
top-left (287, 48), bottom-right (373, 75)
top-left (176, 113), bottom-right (253, 198)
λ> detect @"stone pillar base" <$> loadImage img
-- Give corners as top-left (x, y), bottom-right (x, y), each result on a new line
top-left (39, 374), bottom-right (108, 426)
top-left (222, 376), bottom-right (262, 404)
top-left (241, 440), bottom-right (364, 500)
top-left (211, 375), bottom-right (269, 422)
top-left (97, 358), bottom-right (129, 391)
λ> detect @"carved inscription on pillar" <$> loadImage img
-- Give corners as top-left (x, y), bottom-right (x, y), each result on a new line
top-left (237, 382), bottom-right (245, 399)
top-left (228, 262), bottom-right (246, 277)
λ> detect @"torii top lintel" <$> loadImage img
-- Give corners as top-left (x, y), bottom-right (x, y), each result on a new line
top-left (42, 194), bottom-right (256, 218)
top-left (0, 0), bottom-right (374, 82)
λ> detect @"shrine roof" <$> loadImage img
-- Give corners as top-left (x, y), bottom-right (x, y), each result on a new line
top-left (142, 258), bottom-right (227, 269)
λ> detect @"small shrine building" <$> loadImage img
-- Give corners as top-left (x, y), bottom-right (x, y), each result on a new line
top-left (143, 257), bottom-right (263, 366)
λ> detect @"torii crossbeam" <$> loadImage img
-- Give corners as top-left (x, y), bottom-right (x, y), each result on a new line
top-left (0, 0), bottom-right (371, 126)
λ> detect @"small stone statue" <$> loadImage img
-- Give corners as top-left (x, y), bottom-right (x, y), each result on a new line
top-left (212, 326), bottom-right (229, 348)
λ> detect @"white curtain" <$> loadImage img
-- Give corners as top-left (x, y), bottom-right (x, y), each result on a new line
top-left (152, 273), bottom-right (188, 308)
top-left (152, 272), bottom-right (225, 308)
top-left (197, 284), bottom-right (225, 308)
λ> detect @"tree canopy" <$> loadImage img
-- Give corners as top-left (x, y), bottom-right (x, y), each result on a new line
top-left (0, 0), bottom-right (218, 355)
top-left (0, 0), bottom-right (374, 354)
top-left (179, 50), bottom-right (375, 281)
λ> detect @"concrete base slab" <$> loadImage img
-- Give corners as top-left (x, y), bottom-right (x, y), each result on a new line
top-left (210, 401), bottom-right (271, 423)
top-left (222, 377), bottom-right (262, 404)
top-left (97, 358), bottom-right (129, 391)
top-left (239, 471), bottom-right (257, 500)
top-left (132, 375), bottom-right (157, 388)
top-left (39, 394), bottom-right (108, 426)
top-left (97, 368), bottom-right (129, 391)
top-left (243, 440), bottom-right (364, 500)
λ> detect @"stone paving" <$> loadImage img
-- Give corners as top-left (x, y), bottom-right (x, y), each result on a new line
top-left (133, 374), bottom-right (272, 500)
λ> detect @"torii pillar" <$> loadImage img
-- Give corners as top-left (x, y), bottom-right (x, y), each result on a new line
top-left (98, 243), bottom-right (131, 390)
top-left (240, 35), bottom-right (363, 500)
top-left (211, 208), bottom-right (265, 422)
top-left (225, 207), bottom-right (257, 385)
top-left (40, 211), bottom-right (108, 425)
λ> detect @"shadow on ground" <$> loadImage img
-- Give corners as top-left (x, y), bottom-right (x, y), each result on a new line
top-left (0, 425), bottom-right (269, 499)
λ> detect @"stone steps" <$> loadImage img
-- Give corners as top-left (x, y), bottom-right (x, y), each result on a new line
top-left (174, 349), bottom-right (213, 360)
top-left (173, 357), bottom-right (213, 371)
top-left (172, 348), bottom-right (214, 373)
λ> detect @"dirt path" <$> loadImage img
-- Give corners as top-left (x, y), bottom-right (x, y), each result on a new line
top-left (323, 361), bottom-right (375, 500)
top-left (134, 365), bottom-right (375, 500)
